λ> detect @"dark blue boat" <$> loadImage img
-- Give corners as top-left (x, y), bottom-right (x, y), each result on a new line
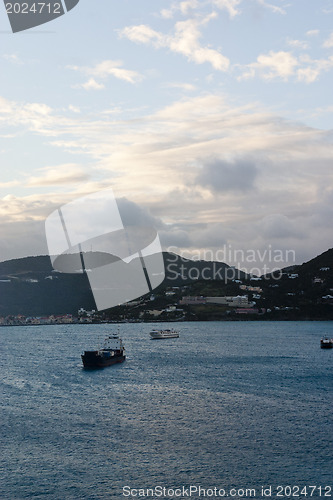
top-left (81, 335), bottom-right (125, 368)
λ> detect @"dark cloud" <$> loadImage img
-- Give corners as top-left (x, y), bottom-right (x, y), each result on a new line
top-left (258, 214), bottom-right (306, 240)
top-left (195, 157), bottom-right (259, 192)
top-left (116, 197), bottom-right (161, 228)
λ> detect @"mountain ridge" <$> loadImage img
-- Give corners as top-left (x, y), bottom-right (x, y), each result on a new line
top-left (0, 249), bottom-right (332, 318)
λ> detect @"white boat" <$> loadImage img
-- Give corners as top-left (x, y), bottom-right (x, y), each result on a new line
top-left (149, 329), bottom-right (179, 339)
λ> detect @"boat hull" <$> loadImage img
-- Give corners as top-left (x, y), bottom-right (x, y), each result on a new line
top-left (81, 351), bottom-right (126, 368)
top-left (150, 331), bottom-right (179, 339)
top-left (320, 342), bottom-right (333, 349)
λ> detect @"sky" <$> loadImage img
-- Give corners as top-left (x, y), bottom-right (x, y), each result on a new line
top-left (0, 0), bottom-right (333, 273)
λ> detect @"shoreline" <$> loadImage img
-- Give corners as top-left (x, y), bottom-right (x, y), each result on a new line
top-left (1, 317), bottom-right (333, 327)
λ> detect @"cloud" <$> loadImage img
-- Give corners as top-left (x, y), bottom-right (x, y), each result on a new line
top-left (1, 93), bottom-right (333, 269)
top-left (259, 214), bottom-right (305, 239)
top-left (159, 0), bottom-right (286, 20)
top-left (239, 50), bottom-right (333, 83)
top-left (116, 197), bottom-right (162, 229)
top-left (286, 39), bottom-right (309, 50)
top-left (68, 60), bottom-right (144, 89)
top-left (160, 0), bottom-right (241, 19)
top-left (257, 0), bottom-right (287, 15)
top-left (164, 82), bottom-right (197, 91)
top-left (323, 32), bottom-right (333, 48)
top-left (68, 105), bottom-right (81, 113)
top-left (120, 18), bottom-right (230, 71)
top-left (0, 193), bottom-right (60, 222)
top-left (74, 78), bottom-right (105, 91)
top-left (160, 0), bottom-right (200, 19)
top-left (0, 180), bottom-right (20, 188)
top-left (211, 0), bottom-right (242, 18)
top-left (306, 29), bottom-right (319, 37)
top-left (297, 55), bottom-right (333, 83)
top-left (240, 50), bottom-right (298, 81)
top-left (23, 103), bottom-right (52, 115)
top-left (90, 60), bottom-right (143, 83)
top-left (170, 19), bottom-right (229, 70)
top-left (196, 157), bottom-right (259, 192)
top-left (27, 165), bottom-right (90, 186)
top-left (0, 96), bottom-right (60, 136)
top-left (256, 0), bottom-right (286, 15)
top-left (121, 25), bottom-right (163, 45)
top-left (296, 67), bottom-right (320, 84)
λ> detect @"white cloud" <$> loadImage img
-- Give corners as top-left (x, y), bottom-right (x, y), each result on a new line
top-left (74, 78), bottom-right (105, 91)
top-left (0, 96), bottom-right (13, 115)
top-left (240, 51), bottom-right (298, 81)
top-left (120, 25), bottom-right (163, 45)
top-left (297, 55), bottom-right (333, 83)
top-left (0, 194), bottom-right (58, 222)
top-left (121, 18), bottom-right (230, 71)
top-left (323, 32), bottom-right (333, 48)
top-left (286, 39), bottom-right (309, 50)
top-left (0, 180), bottom-right (20, 188)
top-left (164, 82), bottom-right (197, 91)
top-left (211, 0), bottom-right (242, 18)
top-left (160, 0), bottom-right (200, 19)
top-left (91, 60), bottom-right (143, 83)
top-left (170, 19), bottom-right (229, 70)
top-left (160, 0), bottom-right (240, 19)
top-left (68, 105), bottom-right (81, 113)
top-left (27, 164), bottom-right (90, 187)
top-left (0, 96), bottom-right (58, 136)
top-left (68, 60), bottom-right (144, 89)
top-left (239, 49), bottom-right (333, 83)
top-left (160, 8), bottom-right (174, 19)
top-left (306, 29), bottom-right (319, 37)
top-left (256, 0), bottom-right (286, 15)
top-left (23, 103), bottom-right (52, 115)
top-left (297, 67), bottom-right (320, 84)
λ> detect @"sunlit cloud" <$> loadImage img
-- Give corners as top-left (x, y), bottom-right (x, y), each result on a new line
top-left (238, 50), bottom-right (333, 83)
top-left (120, 17), bottom-right (230, 71)
top-left (68, 60), bottom-right (144, 89)
top-left (239, 51), bottom-right (298, 81)
top-left (163, 82), bottom-right (197, 91)
top-left (27, 164), bottom-right (91, 187)
top-left (73, 78), bottom-right (105, 91)
top-left (0, 90), bottom-right (333, 265)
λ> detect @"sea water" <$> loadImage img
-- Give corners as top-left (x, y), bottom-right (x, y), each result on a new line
top-left (1, 322), bottom-right (332, 499)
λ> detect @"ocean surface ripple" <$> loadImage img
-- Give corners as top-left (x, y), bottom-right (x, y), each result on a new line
top-left (1, 321), bottom-right (332, 499)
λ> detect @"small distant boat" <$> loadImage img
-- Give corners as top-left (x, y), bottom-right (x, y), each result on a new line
top-left (150, 329), bottom-right (179, 339)
top-left (81, 335), bottom-right (125, 368)
top-left (320, 337), bottom-right (333, 349)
